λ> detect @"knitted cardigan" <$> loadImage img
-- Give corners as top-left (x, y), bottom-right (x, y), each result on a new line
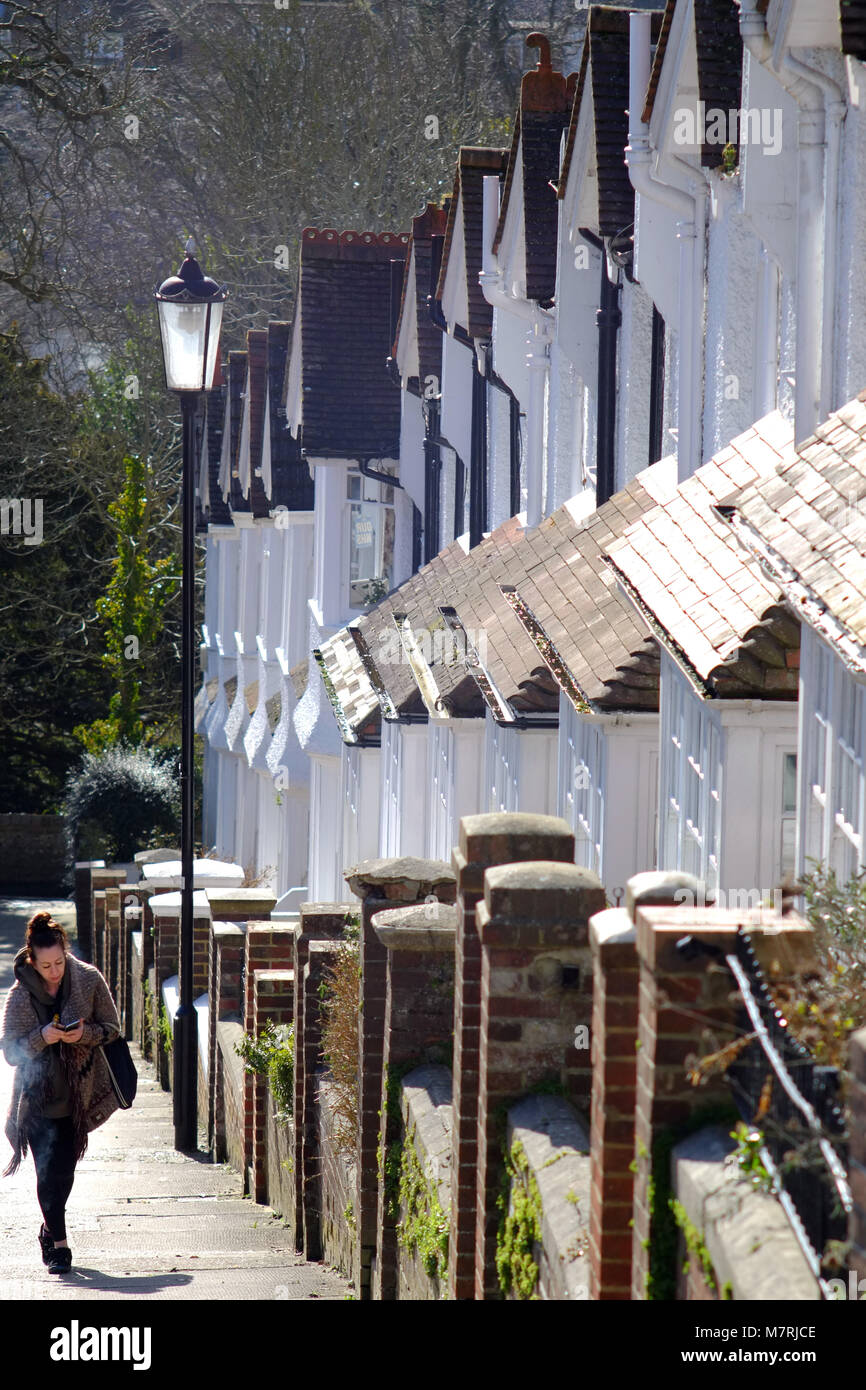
top-left (1, 952), bottom-right (122, 1174)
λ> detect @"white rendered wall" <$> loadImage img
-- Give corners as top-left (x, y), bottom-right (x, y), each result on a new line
top-left (614, 279), bottom-right (655, 491)
top-left (380, 721), bottom-right (429, 858)
top-left (798, 624), bottom-right (866, 883)
top-left (483, 713), bottom-right (558, 816)
top-left (308, 754), bottom-right (341, 901)
top-left (427, 718), bottom-right (484, 862)
top-left (701, 176), bottom-right (763, 457)
top-left (719, 703), bottom-right (799, 900)
top-left (341, 744), bottom-right (381, 882)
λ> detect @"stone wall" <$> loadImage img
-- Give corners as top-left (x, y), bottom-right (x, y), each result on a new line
top-left (266, 1106), bottom-right (296, 1228)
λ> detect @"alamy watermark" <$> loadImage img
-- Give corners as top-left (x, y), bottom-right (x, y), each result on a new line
top-left (375, 626), bottom-right (488, 669)
top-left (673, 885), bottom-right (784, 912)
top-left (673, 103), bottom-right (783, 157)
top-left (1, 497), bottom-right (43, 545)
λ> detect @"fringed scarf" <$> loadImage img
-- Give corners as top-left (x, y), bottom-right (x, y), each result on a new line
top-left (3, 1039), bottom-right (94, 1176)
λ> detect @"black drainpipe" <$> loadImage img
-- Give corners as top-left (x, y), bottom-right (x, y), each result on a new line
top-left (579, 227), bottom-right (621, 506)
top-left (648, 305), bottom-right (665, 467)
top-left (469, 353), bottom-right (487, 548)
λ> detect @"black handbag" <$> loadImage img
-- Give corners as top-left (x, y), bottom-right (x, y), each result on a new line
top-left (100, 1035), bottom-right (138, 1109)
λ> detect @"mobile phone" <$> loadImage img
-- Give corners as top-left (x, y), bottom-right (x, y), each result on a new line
top-left (59, 1020), bottom-right (81, 1032)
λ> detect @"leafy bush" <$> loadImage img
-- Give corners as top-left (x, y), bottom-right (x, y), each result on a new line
top-left (235, 1021), bottom-right (294, 1118)
top-left (64, 743), bottom-right (180, 863)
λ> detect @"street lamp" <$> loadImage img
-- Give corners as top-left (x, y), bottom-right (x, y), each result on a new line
top-left (155, 238), bottom-right (227, 1151)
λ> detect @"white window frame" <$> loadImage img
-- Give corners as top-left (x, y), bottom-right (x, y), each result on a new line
top-left (557, 696), bottom-right (605, 878)
top-left (659, 655), bottom-right (723, 895)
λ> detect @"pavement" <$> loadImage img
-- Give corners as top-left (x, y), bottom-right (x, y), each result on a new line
top-left (0, 896), bottom-right (352, 1302)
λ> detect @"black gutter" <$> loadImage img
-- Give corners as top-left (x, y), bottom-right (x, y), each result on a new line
top-left (649, 305), bottom-right (665, 467)
top-left (469, 355), bottom-right (487, 548)
top-left (579, 228), bottom-right (621, 507)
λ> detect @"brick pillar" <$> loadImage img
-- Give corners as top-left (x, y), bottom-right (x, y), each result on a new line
top-left (475, 860), bottom-right (605, 1300)
top-left (90, 869), bottom-right (127, 972)
top-left (92, 892), bottom-right (106, 976)
top-left (250, 968), bottom-right (294, 1203)
top-left (848, 1027), bottom-right (866, 1286)
top-left (301, 940), bottom-right (342, 1261)
top-left (74, 861), bottom-right (104, 962)
top-left (104, 886), bottom-right (121, 998)
top-left (290, 903), bottom-right (355, 1247)
top-left (120, 902), bottom-right (141, 1039)
top-left (448, 813), bottom-right (575, 1301)
top-left (241, 923), bottom-right (295, 1191)
top-left (588, 871), bottom-right (701, 1300)
top-left (345, 856), bottom-right (456, 1300)
top-left (371, 901), bottom-right (457, 1300)
top-left (631, 903), bottom-right (814, 1300)
top-left (207, 922), bottom-right (246, 1151)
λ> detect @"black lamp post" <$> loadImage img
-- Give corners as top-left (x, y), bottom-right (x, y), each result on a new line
top-left (154, 239), bottom-right (227, 1151)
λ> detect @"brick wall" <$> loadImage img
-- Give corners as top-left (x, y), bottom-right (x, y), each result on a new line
top-left (301, 940), bottom-right (343, 1262)
top-left (344, 856), bottom-right (456, 1300)
top-left (240, 924), bottom-right (295, 1189)
top-left (207, 923), bottom-right (246, 1153)
top-left (371, 901), bottom-right (456, 1300)
top-left (449, 813), bottom-right (576, 1301)
top-left (250, 968), bottom-right (294, 1202)
top-left (0, 813), bottom-right (66, 891)
top-left (474, 859), bottom-right (604, 1299)
top-left (290, 903), bottom-right (354, 1247)
top-left (631, 904), bottom-right (815, 1300)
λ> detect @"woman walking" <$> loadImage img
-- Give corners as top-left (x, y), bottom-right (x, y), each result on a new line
top-left (1, 910), bottom-right (122, 1274)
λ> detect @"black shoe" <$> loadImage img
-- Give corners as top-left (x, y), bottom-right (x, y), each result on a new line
top-left (47, 1245), bottom-right (72, 1274)
top-left (38, 1224), bottom-right (54, 1265)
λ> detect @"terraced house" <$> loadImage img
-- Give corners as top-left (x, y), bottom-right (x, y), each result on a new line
top-left (196, 0), bottom-right (866, 915)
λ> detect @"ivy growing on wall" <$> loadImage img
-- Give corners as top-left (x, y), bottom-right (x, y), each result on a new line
top-left (396, 1126), bottom-right (449, 1289)
top-left (495, 1139), bottom-right (543, 1300)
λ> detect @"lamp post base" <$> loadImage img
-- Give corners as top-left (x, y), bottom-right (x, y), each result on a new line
top-left (173, 1004), bottom-right (199, 1151)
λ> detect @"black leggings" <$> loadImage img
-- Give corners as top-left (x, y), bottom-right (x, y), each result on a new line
top-left (28, 1117), bottom-right (77, 1242)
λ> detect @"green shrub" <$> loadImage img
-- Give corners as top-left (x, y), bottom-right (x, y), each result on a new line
top-left (235, 1021), bottom-right (295, 1117)
top-left (64, 743), bottom-right (179, 863)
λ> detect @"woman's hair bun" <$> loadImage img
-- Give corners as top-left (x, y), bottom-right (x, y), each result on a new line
top-left (25, 911), bottom-right (69, 956)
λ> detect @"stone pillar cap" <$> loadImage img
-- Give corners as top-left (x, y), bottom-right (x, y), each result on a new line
top-left (372, 901), bottom-right (457, 951)
top-left (344, 856), bottom-right (456, 901)
top-left (485, 859), bottom-right (604, 912)
top-left (458, 812), bottom-right (574, 864)
top-left (589, 905), bottom-right (635, 948)
top-left (625, 871), bottom-right (703, 922)
top-left (134, 848), bottom-right (181, 864)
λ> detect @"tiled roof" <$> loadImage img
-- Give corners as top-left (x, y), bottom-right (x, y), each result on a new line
top-left (226, 351), bottom-right (248, 512)
top-left (606, 412), bottom-right (801, 697)
top-left (320, 466), bottom-right (684, 732)
top-left (266, 320), bottom-right (313, 511)
top-left (436, 148), bottom-right (509, 338)
top-left (204, 382), bottom-right (231, 526)
top-left (392, 203), bottom-right (447, 390)
top-left (841, 1), bottom-right (866, 58)
top-left (494, 34), bottom-right (571, 304)
top-left (451, 476), bottom-right (667, 713)
top-left (297, 228), bottom-right (408, 459)
top-left (560, 7), bottom-right (663, 236)
top-left (718, 391), bottom-right (866, 673)
top-left (643, 0), bottom-right (742, 168)
top-left (315, 629), bottom-right (381, 745)
top-left (245, 328), bottom-right (270, 519)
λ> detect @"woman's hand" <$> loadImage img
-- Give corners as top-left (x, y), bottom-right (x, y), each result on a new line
top-left (41, 1023), bottom-right (64, 1045)
top-left (61, 1022), bottom-right (84, 1044)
